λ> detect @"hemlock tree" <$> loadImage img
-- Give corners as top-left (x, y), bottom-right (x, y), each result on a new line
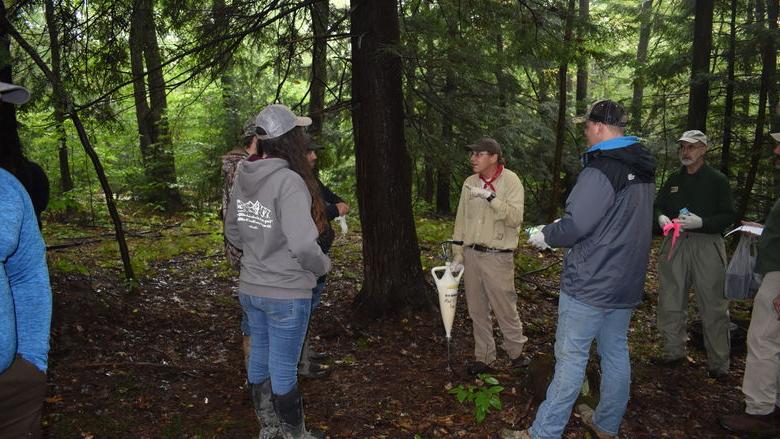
top-left (350, 0), bottom-right (434, 318)
top-left (686, 0), bottom-right (714, 131)
top-left (129, 0), bottom-right (181, 210)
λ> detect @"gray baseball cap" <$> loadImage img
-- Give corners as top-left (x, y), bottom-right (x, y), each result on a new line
top-left (254, 104), bottom-right (311, 140)
top-left (678, 129), bottom-right (709, 147)
top-left (771, 132), bottom-right (780, 143)
top-left (0, 82), bottom-right (30, 105)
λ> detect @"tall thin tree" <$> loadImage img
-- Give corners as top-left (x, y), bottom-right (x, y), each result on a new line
top-left (548, 0), bottom-right (575, 222)
top-left (686, 0), bottom-right (714, 131)
top-left (630, 0), bottom-right (653, 134)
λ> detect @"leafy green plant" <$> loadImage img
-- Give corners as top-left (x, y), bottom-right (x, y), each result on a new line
top-left (448, 373), bottom-right (504, 423)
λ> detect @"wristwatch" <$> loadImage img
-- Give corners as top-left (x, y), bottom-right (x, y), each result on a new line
top-left (487, 194), bottom-right (495, 202)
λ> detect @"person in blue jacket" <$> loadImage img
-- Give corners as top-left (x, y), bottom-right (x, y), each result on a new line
top-left (0, 81), bottom-right (52, 439)
top-left (0, 166), bottom-right (53, 438)
top-left (512, 100), bottom-right (656, 439)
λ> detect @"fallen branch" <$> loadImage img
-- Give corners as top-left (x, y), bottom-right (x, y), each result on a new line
top-left (518, 258), bottom-right (562, 278)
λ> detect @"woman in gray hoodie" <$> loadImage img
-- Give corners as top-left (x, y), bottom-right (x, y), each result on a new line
top-left (225, 104), bottom-right (330, 439)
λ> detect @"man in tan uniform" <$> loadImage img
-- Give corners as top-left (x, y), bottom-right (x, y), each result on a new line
top-left (450, 138), bottom-right (529, 376)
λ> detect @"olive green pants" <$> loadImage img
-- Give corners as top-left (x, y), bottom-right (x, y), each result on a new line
top-left (656, 232), bottom-right (730, 373)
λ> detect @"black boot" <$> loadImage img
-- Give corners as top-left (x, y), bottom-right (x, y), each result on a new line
top-left (273, 385), bottom-right (324, 439)
top-left (299, 336), bottom-right (331, 379)
top-left (251, 380), bottom-right (282, 439)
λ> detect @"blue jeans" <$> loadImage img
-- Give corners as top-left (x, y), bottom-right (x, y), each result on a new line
top-left (239, 294), bottom-right (311, 395)
top-left (530, 293), bottom-right (633, 439)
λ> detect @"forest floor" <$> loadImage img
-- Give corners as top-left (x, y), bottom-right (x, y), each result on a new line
top-left (41, 214), bottom-right (752, 438)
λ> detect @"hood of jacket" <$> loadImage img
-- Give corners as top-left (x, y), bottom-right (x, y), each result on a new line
top-left (234, 157), bottom-right (289, 192)
top-left (584, 136), bottom-right (656, 179)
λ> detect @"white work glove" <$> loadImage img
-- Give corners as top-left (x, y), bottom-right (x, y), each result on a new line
top-left (658, 215), bottom-right (672, 228)
top-left (336, 216), bottom-right (348, 234)
top-left (449, 261), bottom-right (464, 274)
top-left (529, 230), bottom-right (550, 250)
top-left (677, 212), bottom-right (703, 230)
top-left (466, 184), bottom-right (494, 200)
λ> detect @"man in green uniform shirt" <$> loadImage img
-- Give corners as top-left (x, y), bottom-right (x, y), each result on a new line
top-left (719, 132), bottom-right (780, 436)
top-left (653, 130), bottom-right (736, 379)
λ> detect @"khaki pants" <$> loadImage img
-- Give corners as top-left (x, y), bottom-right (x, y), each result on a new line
top-left (743, 271), bottom-right (780, 415)
top-left (0, 355), bottom-right (47, 438)
top-left (656, 232), bottom-right (730, 372)
top-left (463, 247), bottom-right (528, 364)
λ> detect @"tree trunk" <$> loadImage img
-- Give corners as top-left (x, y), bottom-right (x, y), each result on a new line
top-left (496, 32), bottom-right (508, 109)
top-left (765, 0), bottom-right (779, 202)
top-left (548, 0), bottom-right (575, 222)
top-left (213, 0), bottom-right (241, 150)
top-left (5, 13), bottom-right (136, 288)
top-left (308, 0), bottom-right (329, 138)
top-left (741, 0), bottom-right (755, 116)
top-left (720, 0), bottom-right (738, 176)
top-left (45, 0), bottom-right (73, 196)
top-left (630, 0), bottom-right (653, 134)
top-left (766, 0), bottom-right (779, 133)
top-left (130, 0), bottom-right (180, 210)
top-left (686, 0), bottom-right (714, 132)
top-left (436, 10), bottom-right (458, 216)
top-left (575, 0), bottom-right (589, 115)
top-left (737, 0), bottom-right (773, 219)
top-left (350, 0), bottom-right (433, 318)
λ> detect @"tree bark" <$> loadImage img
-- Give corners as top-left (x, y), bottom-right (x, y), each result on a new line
top-left (350, 0), bottom-right (433, 318)
top-left (548, 0), bottom-right (575, 222)
top-left (630, 0), bottom-right (653, 134)
top-left (308, 0), bottom-right (329, 138)
top-left (686, 0), bottom-right (714, 132)
top-left (4, 14), bottom-right (136, 288)
top-left (130, 0), bottom-right (180, 210)
top-left (765, 0), bottom-right (779, 203)
top-left (45, 0), bottom-right (73, 196)
top-left (738, 0), bottom-right (774, 219)
top-left (720, 0), bottom-right (738, 176)
top-left (213, 0), bottom-right (242, 150)
top-left (575, 0), bottom-right (589, 115)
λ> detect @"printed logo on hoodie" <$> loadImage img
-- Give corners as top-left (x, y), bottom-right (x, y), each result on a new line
top-left (237, 199), bottom-right (273, 229)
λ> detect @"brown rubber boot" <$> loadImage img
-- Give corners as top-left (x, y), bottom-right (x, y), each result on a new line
top-left (719, 411), bottom-right (779, 437)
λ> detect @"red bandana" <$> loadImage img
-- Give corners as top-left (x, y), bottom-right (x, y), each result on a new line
top-left (480, 165), bottom-right (504, 191)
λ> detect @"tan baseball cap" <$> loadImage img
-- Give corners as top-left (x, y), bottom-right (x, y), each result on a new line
top-left (677, 130), bottom-right (709, 147)
top-left (0, 82), bottom-right (30, 105)
top-left (771, 132), bottom-right (780, 143)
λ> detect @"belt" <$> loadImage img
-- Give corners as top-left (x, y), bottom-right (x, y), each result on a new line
top-left (470, 244), bottom-right (513, 253)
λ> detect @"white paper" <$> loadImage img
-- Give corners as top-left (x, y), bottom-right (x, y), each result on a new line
top-left (724, 225), bottom-right (763, 237)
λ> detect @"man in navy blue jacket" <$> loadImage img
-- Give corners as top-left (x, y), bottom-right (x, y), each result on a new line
top-left (514, 100), bottom-right (655, 439)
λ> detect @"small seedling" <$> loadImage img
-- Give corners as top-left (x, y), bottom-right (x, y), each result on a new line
top-left (448, 373), bottom-right (504, 423)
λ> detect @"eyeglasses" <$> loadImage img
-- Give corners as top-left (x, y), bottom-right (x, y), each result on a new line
top-left (469, 151), bottom-right (492, 158)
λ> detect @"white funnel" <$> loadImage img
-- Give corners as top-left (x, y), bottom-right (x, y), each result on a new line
top-left (431, 262), bottom-right (464, 338)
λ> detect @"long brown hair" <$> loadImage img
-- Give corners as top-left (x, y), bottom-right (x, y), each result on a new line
top-left (262, 127), bottom-right (327, 233)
